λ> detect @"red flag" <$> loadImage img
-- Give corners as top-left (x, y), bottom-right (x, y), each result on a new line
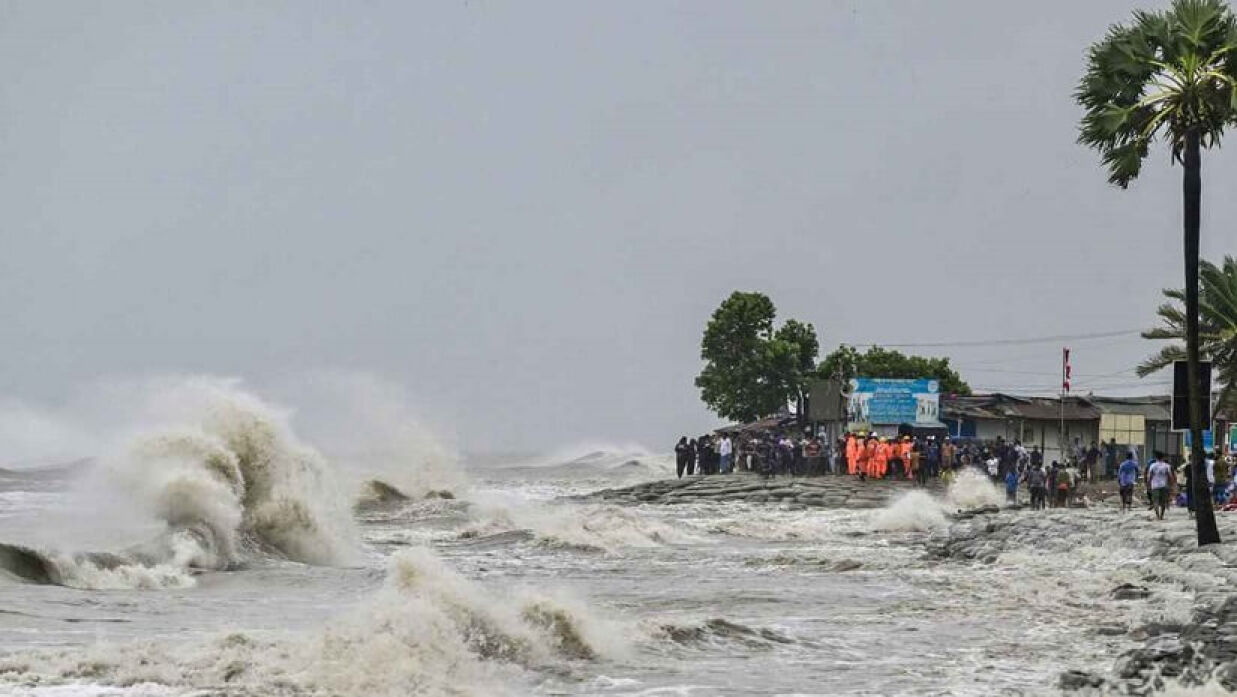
top-left (1062, 347), bottom-right (1071, 393)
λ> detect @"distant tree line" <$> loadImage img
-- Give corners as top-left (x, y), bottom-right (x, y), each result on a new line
top-left (695, 291), bottom-right (971, 423)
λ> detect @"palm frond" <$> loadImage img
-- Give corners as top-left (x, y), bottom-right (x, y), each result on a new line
top-left (1137, 344), bottom-right (1188, 376)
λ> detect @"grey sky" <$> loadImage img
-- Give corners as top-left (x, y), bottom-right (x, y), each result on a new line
top-left (3, 1), bottom-right (1237, 453)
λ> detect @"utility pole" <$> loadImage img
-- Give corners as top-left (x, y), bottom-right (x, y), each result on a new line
top-left (1061, 347), bottom-right (1071, 462)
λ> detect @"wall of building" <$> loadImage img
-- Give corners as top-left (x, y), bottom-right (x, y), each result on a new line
top-left (948, 417), bottom-right (1100, 464)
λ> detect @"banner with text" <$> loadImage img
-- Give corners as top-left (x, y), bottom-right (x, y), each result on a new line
top-left (848, 378), bottom-right (940, 425)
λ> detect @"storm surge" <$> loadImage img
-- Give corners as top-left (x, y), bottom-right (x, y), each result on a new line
top-left (0, 378), bottom-right (359, 588)
top-left (0, 547), bottom-right (622, 697)
top-left (871, 469), bottom-right (1005, 532)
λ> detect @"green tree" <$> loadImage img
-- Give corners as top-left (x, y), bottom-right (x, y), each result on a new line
top-left (695, 292), bottom-right (819, 423)
top-left (1077, 0), bottom-right (1237, 545)
top-left (817, 345), bottom-right (972, 395)
top-left (1138, 256), bottom-right (1237, 414)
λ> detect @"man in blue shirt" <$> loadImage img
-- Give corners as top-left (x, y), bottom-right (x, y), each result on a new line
top-left (1117, 452), bottom-right (1140, 513)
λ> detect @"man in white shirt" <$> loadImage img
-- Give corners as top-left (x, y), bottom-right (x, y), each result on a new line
top-left (1146, 452), bottom-right (1175, 520)
top-left (719, 435), bottom-right (733, 474)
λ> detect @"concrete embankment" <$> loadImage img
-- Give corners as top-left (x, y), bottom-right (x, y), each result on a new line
top-left (576, 473), bottom-right (944, 509)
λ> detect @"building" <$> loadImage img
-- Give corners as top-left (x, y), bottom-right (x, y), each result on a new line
top-left (941, 393), bottom-right (1179, 464)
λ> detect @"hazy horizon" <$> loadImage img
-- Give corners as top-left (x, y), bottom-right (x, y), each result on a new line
top-left (4, 1), bottom-right (1236, 455)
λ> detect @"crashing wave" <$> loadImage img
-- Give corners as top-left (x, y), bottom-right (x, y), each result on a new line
top-left (871, 469), bottom-right (1006, 533)
top-left (0, 378), bottom-right (358, 589)
top-left (0, 547), bottom-right (624, 696)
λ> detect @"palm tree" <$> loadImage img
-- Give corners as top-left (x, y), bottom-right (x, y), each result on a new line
top-left (1138, 258), bottom-right (1237, 417)
top-left (1078, 0), bottom-right (1237, 546)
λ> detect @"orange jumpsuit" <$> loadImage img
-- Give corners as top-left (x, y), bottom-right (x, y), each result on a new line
top-left (899, 442), bottom-right (913, 479)
top-left (872, 442), bottom-right (889, 479)
top-left (861, 439), bottom-right (876, 477)
top-left (846, 436), bottom-right (860, 475)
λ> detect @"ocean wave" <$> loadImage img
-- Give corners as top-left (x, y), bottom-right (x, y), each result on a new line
top-left (871, 469), bottom-right (1005, 533)
top-left (653, 618), bottom-right (799, 649)
top-left (0, 378), bottom-right (358, 589)
top-left (0, 547), bottom-right (624, 696)
top-left (460, 500), bottom-right (698, 551)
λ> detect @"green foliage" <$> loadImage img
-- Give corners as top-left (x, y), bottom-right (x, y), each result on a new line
top-left (1076, 0), bottom-right (1237, 187)
top-left (695, 292), bottom-right (819, 423)
top-left (817, 345), bottom-right (972, 396)
top-left (1138, 256), bottom-right (1237, 410)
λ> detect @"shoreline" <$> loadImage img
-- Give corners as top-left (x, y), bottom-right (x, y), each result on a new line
top-left (575, 472), bottom-right (945, 508)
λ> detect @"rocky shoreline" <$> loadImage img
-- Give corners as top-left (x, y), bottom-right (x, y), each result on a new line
top-left (924, 506), bottom-right (1237, 694)
top-left (575, 472), bottom-right (944, 509)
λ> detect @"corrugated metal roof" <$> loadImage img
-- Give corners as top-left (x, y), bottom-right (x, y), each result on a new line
top-left (942, 393), bottom-right (1100, 420)
top-left (1089, 396), bottom-right (1172, 421)
top-left (943, 393), bottom-right (1172, 422)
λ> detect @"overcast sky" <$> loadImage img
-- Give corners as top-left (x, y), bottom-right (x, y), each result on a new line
top-left (4, 1), bottom-right (1237, 454)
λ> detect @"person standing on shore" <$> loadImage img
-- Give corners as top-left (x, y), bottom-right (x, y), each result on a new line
top-left (675, 437), bottom-right (690, 478)
top-left (1117, 451), bottom-right (1139, 512)
top-left (1053, 462), bottom-right (1070, 508)
top-left (1214, 452), bottom-right (1230, 505)
top-left (1027, 461), bottom-right (1047, 510)
top-left (859, 435), bottom-right (875, 481)
top-left (804, 436), bottom-right (822, 475)
top-left (1147, 454), bottom-right (1174, 520)
top-left (700, 436), bottom-right (715, 476)
top-left (718, 434), bottom-right (733, 475)
top-left (845, 434), bottom-right (859, 475)
top-left (1004, 467), bottom-right (1018, 504)
top-left (908, 440), bottom-right (922, 484)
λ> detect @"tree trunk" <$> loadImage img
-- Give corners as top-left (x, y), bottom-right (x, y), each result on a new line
top-left (1184, 129), bottom-right (1221, 546)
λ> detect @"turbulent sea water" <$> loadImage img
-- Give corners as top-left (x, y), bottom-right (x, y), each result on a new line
top-left (2, 381), bottom-right (1237, 696)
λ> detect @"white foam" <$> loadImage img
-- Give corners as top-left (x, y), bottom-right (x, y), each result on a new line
top-left (465, 494), bottom-right (697, 550)
top-left (945, 469), bottom-right (1005, 510)
top-left (0, 547), bottom-right (622, 696)
top-left (871, 490), bottom-right (949, 532)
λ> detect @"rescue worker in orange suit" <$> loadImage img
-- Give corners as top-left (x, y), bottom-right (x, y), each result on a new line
top-left (860, 436), bottom-right (876, 480)
top-left (899, 438), bottom-right (913, 480)
top-left (872, 438), bottom-right (889, 479)
top-left (846, 434), bottom-right (860, 475)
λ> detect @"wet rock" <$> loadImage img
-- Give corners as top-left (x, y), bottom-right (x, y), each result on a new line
top-left (830, 559), bottom-right (863, 572)
top-left (1110, 583), bottom-right (1152, 600)
top-left (1060, 669), bottom-right (1105, 690)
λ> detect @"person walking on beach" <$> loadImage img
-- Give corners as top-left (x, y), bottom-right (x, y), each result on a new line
top-left (1146, 454), bottom-right (1175, 520)
top-left (1117, 451), bottom-right (1140, 512)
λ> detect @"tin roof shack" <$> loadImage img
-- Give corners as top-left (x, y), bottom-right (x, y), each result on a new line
top-left (1089, 396), bottom-right (1180, 460)
top-left (941, 393), bottom-right (1100, 464)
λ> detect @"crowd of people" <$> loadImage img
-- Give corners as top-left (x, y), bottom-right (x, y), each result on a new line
top-left (673, 430), bottom-right (1237, 518)
top-left (672, 430), bottom-right (1049, 484)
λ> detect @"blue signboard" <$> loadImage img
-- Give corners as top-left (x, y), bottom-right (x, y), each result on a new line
top-left (849, 378), bottom-right (940, 425)
top-left (1184, 429), bottom-right (1216, 451)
